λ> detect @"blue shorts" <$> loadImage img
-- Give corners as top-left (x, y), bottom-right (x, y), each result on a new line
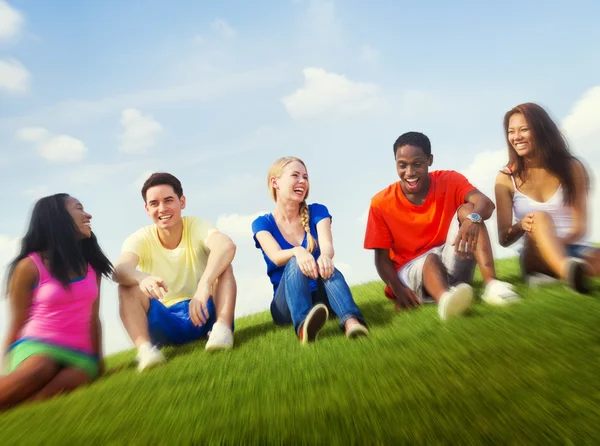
top-left (565, 243), bottom-right (595, 259)
top-left (147, 298), bottom-right (217, 347)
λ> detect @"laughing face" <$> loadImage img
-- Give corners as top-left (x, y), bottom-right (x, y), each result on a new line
top-left (272, 161), bottom-right (309, 203)
top-left (395, 144), bottom-right (433, 197)
top-left (65, 196), bottom-right (93, 239)
top-left (144, 184), bottom-right (186, 229)
top-left (507, 113), bottom-right (535, 158)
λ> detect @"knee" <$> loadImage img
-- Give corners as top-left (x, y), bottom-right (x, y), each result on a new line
top-left (118, 285), bottom-right (145, 308)
top-left (219, 265), bottom-right (236, 282)
top-left (118, 284), bottom-right (136, 300)
top-left (532, 211), bottom-right (551, 222)
top-left (284, 257), bottom-right (301, 274)
top-left (324, 267), bottom-right (345, 282)
top-left (424, 253), bottom-right (442, 268)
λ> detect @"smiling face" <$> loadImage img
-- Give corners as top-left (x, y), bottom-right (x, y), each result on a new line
top-left (271, 160), bottom-right (309, 203)
top-left (65, 196), bottom-right (92, 239)
top-left (144, 184), bottom-right (186, 229)
top-left (507, 113), bottom-right (535, 158)
top-left (395, 144), bottom-right (433, 196)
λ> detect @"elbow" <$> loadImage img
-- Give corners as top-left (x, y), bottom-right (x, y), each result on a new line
top-left (228, 240), bottom-right (237, 259)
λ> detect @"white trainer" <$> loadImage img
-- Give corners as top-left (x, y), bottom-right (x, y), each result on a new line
top-left (137, 343), bottom-right (166, 372)
top-left (481, 279), bottom-right (521, 306)
top-left (205, 321), bottom-right (234, 352)
top-left (438, 283), bottom-right (474, 321)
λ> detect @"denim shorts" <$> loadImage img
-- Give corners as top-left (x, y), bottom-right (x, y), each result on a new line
top-left (565, 243), bottom-right (595, 259)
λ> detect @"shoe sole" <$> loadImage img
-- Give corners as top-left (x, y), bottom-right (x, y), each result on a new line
top-left (205, 341), bottom-right (234, 352)
top-left (439, 284), bottom-right (473, 320)
top-left (346, 324), bottom-right (369, 339)
top-left (137, 357), bottom-right (166, 373)
top-left (301, 304), bottom-right (328, 344)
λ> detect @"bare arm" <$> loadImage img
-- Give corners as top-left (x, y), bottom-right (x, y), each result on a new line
top-left (113, 252), bottom-right (147, 286)
top-left (315, 218), bottom-right (335, 279)
top-left (255, 231), bottom-right (301, 267)
top-left (197, 231), bottom-right (236, 291)
top-left (374, 249), bottom-right (419, 308)
top-left (189, 231), bottom-right (236, 326)
top-left (3, 258), bottom-right (37, 355)
top-left (90, 276), bottom-right (104, 377)
top-left (495, 172), bottom-right (525, 247)
top-left (561, 160), bottom-right (588, 245)
top-left (464, 189), bottom-right (495, 220)
top-left (255, 230), bottom-right (318, 278)
top-left (315, 218), bottom-right (334, 259)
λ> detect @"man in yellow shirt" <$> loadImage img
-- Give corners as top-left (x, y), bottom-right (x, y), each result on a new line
top-left (114, 173), bottom-right (237, 372)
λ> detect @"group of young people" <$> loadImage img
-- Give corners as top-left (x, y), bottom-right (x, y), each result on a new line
top-left (1, 102), bottom-right (598, 410)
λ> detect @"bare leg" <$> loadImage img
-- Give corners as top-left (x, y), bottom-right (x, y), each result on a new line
top-left (212, 265), bottom-right (237, 328)
top-left (457, 204), bottom-right (496, 284)
top-left (119, 285), bottom-right (152, 348)
top-left (0, 356), bottom-right (60, 410)
top-left (26, 367), bottom-right (91, 403)
top-left (522, 211), bottom-right (569, 279)
top-left (422, 253), bottom-right (450, 301)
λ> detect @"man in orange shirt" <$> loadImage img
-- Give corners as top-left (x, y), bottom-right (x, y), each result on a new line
top-left (364, 131), bottom-right (520, 320)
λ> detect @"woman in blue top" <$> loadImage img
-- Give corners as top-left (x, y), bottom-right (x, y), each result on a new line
top-left (252, 156), bottom-right (368, 343)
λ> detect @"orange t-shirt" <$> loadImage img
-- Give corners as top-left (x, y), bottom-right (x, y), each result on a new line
top-left (364, 170), bottom-right (476, 272)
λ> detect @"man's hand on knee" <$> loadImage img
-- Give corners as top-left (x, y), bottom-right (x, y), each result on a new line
top-left (139, 276), bottom-right (168, 300)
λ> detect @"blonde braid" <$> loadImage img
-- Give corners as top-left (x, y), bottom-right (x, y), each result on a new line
top-left (299, 200), bottom-right (317, 253)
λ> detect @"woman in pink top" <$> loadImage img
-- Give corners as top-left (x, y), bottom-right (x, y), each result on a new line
top-left (0, 193), bottom-right (113, 410)
top-left (495, 102), bottom-right (599, 293)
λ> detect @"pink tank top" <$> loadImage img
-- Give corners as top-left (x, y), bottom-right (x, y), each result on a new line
top-left (19, 252), bottom-right (98, 354)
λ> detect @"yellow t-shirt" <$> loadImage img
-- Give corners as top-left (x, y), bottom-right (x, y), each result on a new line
top-left (121, 216), bottom-right (216, 307)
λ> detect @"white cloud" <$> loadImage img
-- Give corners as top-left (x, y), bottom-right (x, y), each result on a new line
top-left (282, 67), bottom-right (380, 119)
top-left (212, 19), bottom-right (236, 38)
top-left (119, 108), bottom-right (163, 154)
top-left (16, 127), bottom-right (88, 163)
top-left (0, 1), bottom-right (23, 42)
top-left (460, 149), bottom-right (507, 198)
top-left (16, 126), bottom-right (49, 142)
top-left (359, 44), bottom-right (380, 65)
top-left (562, 85), bottom-right (600, 156)
top-left (0, 59), bottom-right (30, 93)
top-left (216, 212), bottom-right (268, 237)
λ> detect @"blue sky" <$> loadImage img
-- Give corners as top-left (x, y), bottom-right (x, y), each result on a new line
top-left (1, 0), bottom-right (599, 355)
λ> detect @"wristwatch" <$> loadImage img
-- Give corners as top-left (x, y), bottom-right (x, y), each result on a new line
top-left (466, 213), bottom-right (482, 224)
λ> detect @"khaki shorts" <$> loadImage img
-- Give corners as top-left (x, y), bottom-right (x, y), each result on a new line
top-left (398, 211), bottom-right (476, 300)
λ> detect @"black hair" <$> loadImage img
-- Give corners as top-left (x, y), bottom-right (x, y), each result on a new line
top-left (141, 172), bottom-right (183, 202)
top-left (393, 131), bottom-right (432, 157)
top-left (6, 193), bottom-right (113, 290)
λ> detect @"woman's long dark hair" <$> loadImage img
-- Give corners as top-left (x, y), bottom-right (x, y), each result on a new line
top-left (6, 193), bottom-right (113, 290)
top-left (503, 102), bottom-right (583, 205)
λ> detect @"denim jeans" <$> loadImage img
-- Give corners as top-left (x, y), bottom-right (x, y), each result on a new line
top-left (270, 257), bottom-right (366, 334)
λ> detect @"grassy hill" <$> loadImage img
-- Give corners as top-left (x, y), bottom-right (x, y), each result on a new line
top-left (1, 257), bottom-right (599, 444)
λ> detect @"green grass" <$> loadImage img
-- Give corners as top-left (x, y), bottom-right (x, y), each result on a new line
top-left (1, 257), bottom-right (599, 445)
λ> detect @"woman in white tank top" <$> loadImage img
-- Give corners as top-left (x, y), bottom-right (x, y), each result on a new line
top-left (494, 102), bottom-right (599, 293)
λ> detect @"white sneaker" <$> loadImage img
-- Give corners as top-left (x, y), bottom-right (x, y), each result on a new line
top-left (205, 321), bottom-right (234, 352)
top-left (137, 343), bottom-right (166, 372)
top-left (438, 283), bottom-right (473, 321)
top-left (481, 279), bottom-right (521, 306)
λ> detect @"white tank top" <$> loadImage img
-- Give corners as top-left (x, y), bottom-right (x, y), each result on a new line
top-left (508, 172), bottom-right (575, 239)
